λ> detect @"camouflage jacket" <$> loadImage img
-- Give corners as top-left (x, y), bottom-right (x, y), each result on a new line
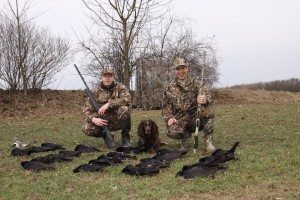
top-left (161, 76), bottom-right (213, 122)
top-left (83, 81), bottom-right (131, 122)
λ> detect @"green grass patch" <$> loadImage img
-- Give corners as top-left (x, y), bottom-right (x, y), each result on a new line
top-left (1, 103), bottom-right (299, 199)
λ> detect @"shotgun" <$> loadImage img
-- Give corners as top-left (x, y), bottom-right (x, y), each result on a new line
top-left (74, 64), bottom-right (116, 149)
top-left (193, 51), bottom-right (206, 154)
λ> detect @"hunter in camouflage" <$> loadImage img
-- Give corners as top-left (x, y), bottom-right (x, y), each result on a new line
top-left (82, 67), bottom-right (132, 148)
top-left (161, 58), bottom-right (216, 153)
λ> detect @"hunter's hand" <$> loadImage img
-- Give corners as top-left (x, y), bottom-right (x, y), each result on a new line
top-left (92, 117), bottom-right (108, 127)
top-left (197, 95), bottom-right (207, 104)
top-left (167, 118), bottom-right (177, 126)
top-left (98, 103), bottom-right (109, 116)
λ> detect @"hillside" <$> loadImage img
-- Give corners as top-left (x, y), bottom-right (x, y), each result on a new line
top-left (1, 89), bottom-right (300, 119)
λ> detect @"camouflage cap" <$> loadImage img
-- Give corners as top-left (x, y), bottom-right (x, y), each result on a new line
top-left (173, 58), bottom-right (188, 69)
top-left (101, 67), bottom-right (114, 76)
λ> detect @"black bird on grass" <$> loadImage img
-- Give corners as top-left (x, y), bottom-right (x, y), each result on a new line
top-left (176, 142), bottom-right (240, 179)
top-left (31, 153), bottom-right (73, 164)
top-left (73, 164), bottom-right (104, 173)
top-left (88, 159), bottom-right (119, 167)
top-left (58, 150), bottom-right (82, 157)
top-left (106, 152), bottom-right (137, 160)
top-left (96, 154), bottom-right (122, 164)
top-left (176, 163), bottom-right (228, 179)
top-left (208, 141), bottom-right (240, 163)
top-left (11, 148), bottom-right (32, 156)
top-left (74, 144), bottom-right (101, 153)
top-left (11, 146), bottom-right (58, 156)
top-left (122, 164), bottom-right (160, 176)
top-left (21, 161), bottom-right (55, 171)
top-left (151, 149), bottom-right (188, 162)
top-left (138, 158), bottom-right (170, 168)
top-left (116, 146), bottom-right (148, 154)
top-left (30, 146), bottom-right (58, 153)
top-left (41, 143), bottom-right (65, 150)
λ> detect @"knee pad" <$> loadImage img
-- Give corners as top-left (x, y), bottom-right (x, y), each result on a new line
top-left (167, 125), bottom-right (184, 139)
top-left (117, 106), bottom-right (131, 120)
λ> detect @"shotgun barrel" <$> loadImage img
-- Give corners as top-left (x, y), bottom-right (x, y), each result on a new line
top-left (193, 51), bottom-right (206, 154)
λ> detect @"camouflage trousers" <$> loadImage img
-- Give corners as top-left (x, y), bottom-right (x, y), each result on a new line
top-left (82, 106), bottom-right (131, 137)
top-left (166, 113), bottom-right (214, 140)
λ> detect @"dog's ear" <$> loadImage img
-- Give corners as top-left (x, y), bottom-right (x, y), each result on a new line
top-left (151, 120), bottom-right (159, 135)
top-left (137, 120), bottom-right (145, 136)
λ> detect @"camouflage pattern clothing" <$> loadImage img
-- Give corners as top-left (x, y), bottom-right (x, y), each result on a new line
top-left (82, 81), bottom-right (131, 137)
top-left (161, 76), bottom-right (214, 139)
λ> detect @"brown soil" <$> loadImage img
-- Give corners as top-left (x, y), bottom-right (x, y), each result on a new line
top-left (211, 89), bottom-right (300, 104)
top-left (1, 89), bottom-right (300, 119)
top-left (0, 89), bottom-right (86, 119)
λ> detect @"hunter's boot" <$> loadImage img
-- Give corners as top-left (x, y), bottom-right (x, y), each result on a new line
top-left (103, 132), bottom-right (116, 149)
top-left (120, 117), bottom-right (132, 147)
top-left (100, 128), bottom-right (116, 149)
top-left (203, 134), bottom-right (216, 154)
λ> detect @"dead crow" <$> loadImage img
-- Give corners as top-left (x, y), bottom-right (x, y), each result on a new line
top-left (176, 163), bottom-right (227, 179)
top-left (106, 152), bottom-right (137, 160)
top-left (58, 150), bottom-right (82, 157)
top-left (138, 158), bottom-right (170, 168)
top-left (41, 142), bottom-right (65, 150)
top-left (116, 146), bottom-right (148, 154)
top-left (11, 143), bottom-right (65, 156)
top-left (31, 153), bottom-right (73, 164)
top-left (208, 141), bottom-right (240, 163)
top-left (73, 164), bottom-right (104, 173)
top-left (96, 154), bottom-right (122, 164)
top-left (176, 142), bottom-right (240, 179)
top-left (11, 146), bottom-right (55, 156)
top-left (156, 149), bottom-right (188, 156)
top-left (88, 159), bottom-right (119, 167)
top-left (21, 161), bottom-right (55, 171)
top-left (122, 164), bottom-right (160, 176)
top-left (151, 149), bottom-right (188, 162)
top-left (11, 148), bottom-right (32, 156)
top-left (74, 144), bottom-right (101, 153)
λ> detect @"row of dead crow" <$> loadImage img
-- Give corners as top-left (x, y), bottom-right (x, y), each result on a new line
top-left (11, 142), bottom-right (240, 179)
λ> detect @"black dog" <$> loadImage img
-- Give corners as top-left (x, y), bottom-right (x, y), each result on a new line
top-left (137, 119), bottom-right (162, 153)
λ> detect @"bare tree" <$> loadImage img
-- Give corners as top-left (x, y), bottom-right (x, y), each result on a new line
top-left (78, 0), bottom-right (220, 109)
top-left (133, 17), bottom-right (219, 109)
top-left (0, 0), bottom-right (71, 95)
top-left (79, 0), bottom-right (172, 89)
top-left (0, 22), bottom-right (18, 90)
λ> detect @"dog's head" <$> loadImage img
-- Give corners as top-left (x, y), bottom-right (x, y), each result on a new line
top-left (138, 119), bottom-right (158, 137)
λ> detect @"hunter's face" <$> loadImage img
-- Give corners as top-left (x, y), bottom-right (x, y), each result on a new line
top-left (101, 73), bottom-right (114, 86)
top-left (175, 65), bottom-right (188, 81)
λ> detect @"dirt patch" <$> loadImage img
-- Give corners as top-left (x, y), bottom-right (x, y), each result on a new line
top-left (212, 89), bottom-right (300, 104)
top-left (0, 89), bottom-right (86, 120)
top-left (1, 89), bottom-right (300, 119)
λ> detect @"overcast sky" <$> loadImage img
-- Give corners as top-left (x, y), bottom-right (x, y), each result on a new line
top-left (2, 0), bottom-right (300, 89)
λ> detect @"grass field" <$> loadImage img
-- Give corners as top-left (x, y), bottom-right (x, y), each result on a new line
top-left (0, 101), bottom-right (299, 199)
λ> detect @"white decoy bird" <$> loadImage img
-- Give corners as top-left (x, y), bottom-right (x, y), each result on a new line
top-left (12, 141), bottom-right (30, 148)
